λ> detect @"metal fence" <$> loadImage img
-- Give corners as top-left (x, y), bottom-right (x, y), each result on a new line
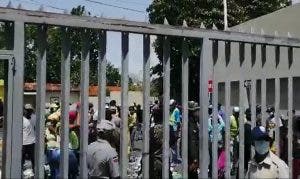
top-left (0, 5), bottom-right (300, 179)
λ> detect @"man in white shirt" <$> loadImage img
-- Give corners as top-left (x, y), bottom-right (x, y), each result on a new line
top-left (23, 104), bottom-right (36, 168)
top-left (246, 126), bottom-right (289, 178)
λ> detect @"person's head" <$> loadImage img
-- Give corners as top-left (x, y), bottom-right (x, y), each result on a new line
top-left (218, 103), bottom-right (222, 111)
top-left (256, 105), bottom-right (261, 116)
top-left (109, 106), bottom-right (117, 116)
top-left (208, 105), bottom-right (213, 115)
top-left (170, 99), bottom-right (176, 111)
top-left (109, 100), bottom-right (116, 107)
top-left (24, 104), bottom-right (34, 118)
top-left (96, 120), bottom-right (115, 142)
top-left (50, 103), bottom-right (59, 113)
top-left (232, 107), bottom-right (240, 118)
top-left (251, 126), bottom-right (271, 155)
top-left (129, 106), bottom-right (135, 115)
top-left (188, 101), bottom-right (200, 119)
top-left (245, 108), bottom-right (251, 121)
top-left (154, 100), bottom-right (158, 105)
top-left (89, 102), bottom-right (94, 111)
top-left (69, 111), bottom-right (77, 124)
top-left (137, 104), bottom-right (141, 110)
top-left (266, 106), bottom-right (275, 118)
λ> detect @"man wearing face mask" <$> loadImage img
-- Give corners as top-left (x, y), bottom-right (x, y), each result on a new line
top-left (246, 126), bottom-right (289, 178)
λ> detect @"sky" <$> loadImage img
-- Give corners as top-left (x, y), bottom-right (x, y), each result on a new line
top-left (0, 0), bottom-right (159, 80)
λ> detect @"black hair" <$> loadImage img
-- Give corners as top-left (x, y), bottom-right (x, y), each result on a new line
top-left (110, 100), bottom-right (116, 107)
top-left (245, 108), bottom-right (251, 121)
top-left (218, 103), bottom-right (222, 111)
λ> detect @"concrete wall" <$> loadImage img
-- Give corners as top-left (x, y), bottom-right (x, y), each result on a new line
top-left (110, 91), bottom-right (144, 107)
top-left (24, 91), bottom-right (80, 108)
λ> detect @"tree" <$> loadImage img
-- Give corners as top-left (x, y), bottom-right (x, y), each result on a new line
top-left (147, 0), bottom-right (290, 101)
top-left (21, 5), bottom-right (121, 86)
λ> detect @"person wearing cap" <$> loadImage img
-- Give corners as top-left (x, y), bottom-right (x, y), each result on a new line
top-left (23, 104), bottom-right (36, 169)
top-left (266, 106), bottom-right (282, 154)
top-left (187, 101), bottom-right (200, 178)
top-left (87, 120), bottom-right (120, 178)
top-left (246, 126), bottom-right (289, 178)
top-left (230, 106), bottom-right (240, 175)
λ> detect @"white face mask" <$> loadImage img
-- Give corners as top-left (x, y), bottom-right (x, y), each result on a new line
top-left (254, 140), bottom-right (269, 155)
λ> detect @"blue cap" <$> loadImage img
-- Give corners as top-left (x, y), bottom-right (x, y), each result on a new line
top-left (251, 126), bottom-right (271, 141)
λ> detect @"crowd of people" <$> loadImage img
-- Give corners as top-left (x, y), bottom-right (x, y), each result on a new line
top-left (21, 98), bottom-right (300, 178)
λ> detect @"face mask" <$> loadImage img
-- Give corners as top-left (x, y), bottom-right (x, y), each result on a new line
top-left (254, 140), bottom-right (269, 155)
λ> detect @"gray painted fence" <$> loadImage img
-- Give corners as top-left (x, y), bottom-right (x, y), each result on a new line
top-left (0, 5), bottom-right (299, 179)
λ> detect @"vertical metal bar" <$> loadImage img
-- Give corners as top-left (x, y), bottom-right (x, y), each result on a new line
top-left (250, 79), bottom-right (257, 159)
top-left (120, 32), bottom-right (129, 178)
top-left (80, 29), bottom-right (90, 178)
top-left (11, 21), bottom-right (24, 179)
top-left (212, 80), bottom-right (219, 179)
top-left (2, 23), bottom-right (14, 179)
top-left (274, 78), bottom-right (280, 156)
top-left (287, 78), bottom-right (293, 178)
top-left (225, 80), bottom-right (231, 179)
top-left (181, 36), bottom-right (189, 178)
top-left (239, 81), bottom-right (245, 178)
top-left (34, 25), bottom-right (47, 178)
top-left (60, 27), bottom-right (71, 178)
top-left (251, 79), bottom-right (257, 128)
top-left (200, 37), bottom-right (210, 178)
top-left (98, 30), bottom-right (107, 121)
top-left (261, 78), bottom-right (266, 126)
top-left (211, 40), bottom-right (219, 179)
top-left (238, 43), bottom-right (245, 178)
top-left (2, 56), bottom-right (14, 179)
top-left (224, 42), bottom-right (231, 179)
top-left (162, 35), bottom-right (170, 179)
top-left (142, 34), bottom-right (151, 179)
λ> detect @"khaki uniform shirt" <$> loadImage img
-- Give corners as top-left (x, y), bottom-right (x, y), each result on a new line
top-left (246, 151), bottom-right (289, 179)
top-left (87, 139), bottom-right (120, 178)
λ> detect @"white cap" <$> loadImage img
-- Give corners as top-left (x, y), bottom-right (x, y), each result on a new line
top-left (233, 107), bottom-right (240, 113)
top-left (24, 104), bottom-right (34, 110)
top-left (96, 119), bottom-right (115, 132)
top-left (170, 99), bottom-right (176, 106)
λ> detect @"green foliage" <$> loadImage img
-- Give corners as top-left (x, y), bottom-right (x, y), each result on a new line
top-left (147, 0), bottom-right (290, 100)
top-left (21, 5), bottom-right (121, 86)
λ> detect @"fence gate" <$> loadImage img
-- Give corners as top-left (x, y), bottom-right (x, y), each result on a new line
top-left (0, 5), bottom-right (300, 179)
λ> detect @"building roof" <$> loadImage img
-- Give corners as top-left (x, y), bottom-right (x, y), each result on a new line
top-left (24, 83), bottom-right (121, 96)
top-left (230, 3), bottom-right (300, 38)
